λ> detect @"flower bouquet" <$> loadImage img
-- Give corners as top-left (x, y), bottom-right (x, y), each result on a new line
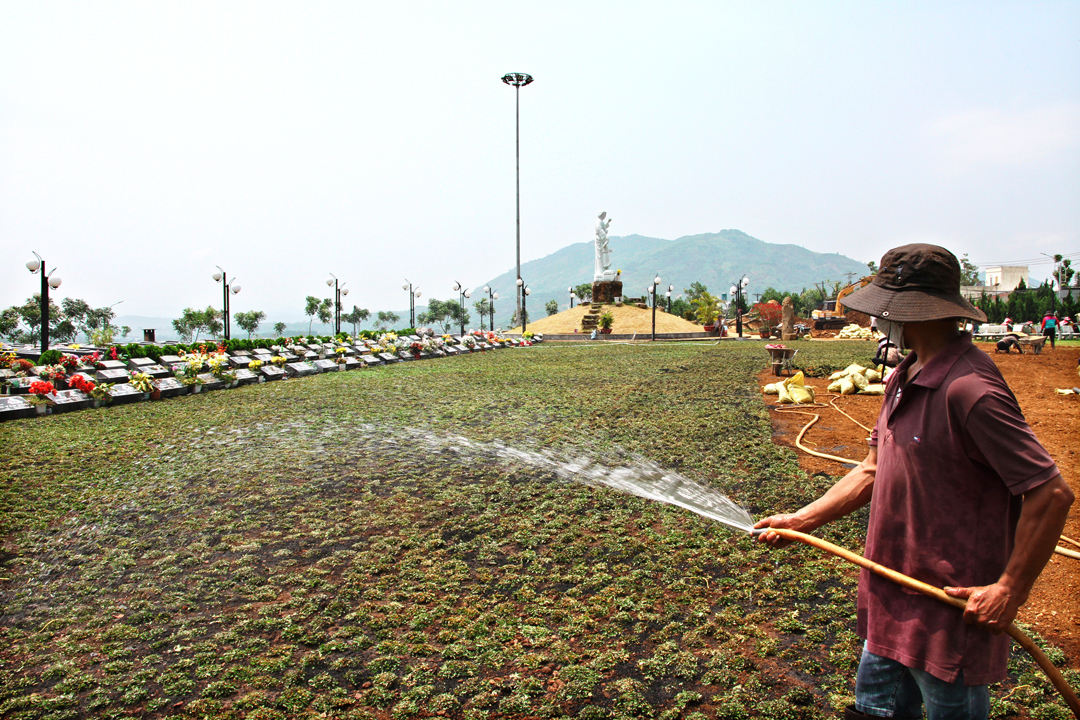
top-left (89, 382), bottom-right (114, 405)
top-left (335, 346), bottom-right (348, 364)
top-left (248, 358), bottom-right (264, 370)
top-left (37, 364), bottom-right (67, 384)
top-left (59, 354), bottom-right (81, 370)
top-left (68, 373), bottom-right (96, 396)
top-left (28, 380), bottom-right (55, 413)
top-left (129, 371), bottom-right (155, 394)
top-left (270, 355), bottom-right (287, 368)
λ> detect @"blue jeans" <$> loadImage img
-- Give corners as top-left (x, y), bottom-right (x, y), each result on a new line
top-left (855, 646), bottom-right (989, 719)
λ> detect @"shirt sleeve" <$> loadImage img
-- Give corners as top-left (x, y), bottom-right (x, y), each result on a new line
top-left (963, 390), bottom-right (1059, 495)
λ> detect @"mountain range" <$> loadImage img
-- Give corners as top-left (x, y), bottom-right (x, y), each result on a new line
top-left (116, 230), bottom-right (871, 339)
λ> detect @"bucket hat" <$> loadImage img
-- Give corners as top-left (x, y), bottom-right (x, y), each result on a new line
top-left (842, 243), bottom-right (987, 323)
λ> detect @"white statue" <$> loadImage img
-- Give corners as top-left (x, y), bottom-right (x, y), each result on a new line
top-left (594, 211), bottom-right (615, 281)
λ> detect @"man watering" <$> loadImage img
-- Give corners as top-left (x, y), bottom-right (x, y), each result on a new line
top-left (755, 244), bottom-right (1074, 720)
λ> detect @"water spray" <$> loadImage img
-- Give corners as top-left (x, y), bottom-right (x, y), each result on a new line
top-left (363, 427), bottom-right (1079, 715)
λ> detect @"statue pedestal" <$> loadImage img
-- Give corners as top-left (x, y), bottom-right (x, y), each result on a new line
top-left (592, 280), bottom-right (623, 304)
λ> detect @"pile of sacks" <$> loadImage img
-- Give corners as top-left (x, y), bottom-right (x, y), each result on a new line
top-left (763, 371), bottom-right (816, 404)
top-left (837, 324), bottom-right (879, 340)
top-left (826, 364), bottom-right (889, 395)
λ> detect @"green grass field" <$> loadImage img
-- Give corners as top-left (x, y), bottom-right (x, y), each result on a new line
top-left (0, 341), bottom-right (1072, 719)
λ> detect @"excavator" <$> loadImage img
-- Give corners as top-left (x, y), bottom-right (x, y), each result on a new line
top-left (811, 276), bottom-right (874, 330)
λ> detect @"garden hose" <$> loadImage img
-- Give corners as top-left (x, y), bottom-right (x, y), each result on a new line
top-left (752, 527), bottom-right (1080, 718)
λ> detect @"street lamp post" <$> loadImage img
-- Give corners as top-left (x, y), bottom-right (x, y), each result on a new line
top-left (452, 282), bottom-right (471, 336)
top-left (403, 279), bottom-right (421, 329)
top-left (516, 278), bottom-right (530, 334)
top-left (483, 286), bottom-right (498, 333)
top-left (729, 274), bottom-right (750, 338)
top-left (666, 285), bottom-right (673, 313)
top-left (25, 252), bottom-right (62, 353)
top-left (649, 273), bottom-right (661, 341)
top-left (568, 286), bottom-right (576, 309)
top-left (502, 72), bottom-right (533, 332)
top-left (213, 266), bottom-right (241, 342)
top-left (327, 274), bottom-right (349, 335)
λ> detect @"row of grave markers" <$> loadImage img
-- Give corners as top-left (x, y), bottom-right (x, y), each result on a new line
top-left (0, 334), bottom-right (536, 421)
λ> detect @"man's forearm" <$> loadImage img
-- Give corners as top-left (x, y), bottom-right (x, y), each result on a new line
top-left (793, 449), bottom-right (877, 531)
top-left (999, 475), bottom-right (1074, 604)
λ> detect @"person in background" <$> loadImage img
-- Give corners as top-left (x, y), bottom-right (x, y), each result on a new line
top-left (1040, 311), bottom-right (1058, 349)
top-left (755, 244), bottom-right (1073, 720)
top-left (995, 333), bottom-right (1022, 354)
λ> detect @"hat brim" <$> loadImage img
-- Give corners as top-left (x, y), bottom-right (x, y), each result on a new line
top-left (842, 282), bottom-right (987, 323)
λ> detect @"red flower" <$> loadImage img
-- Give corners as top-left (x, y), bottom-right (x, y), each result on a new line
top-left (29, 380), bottom-right (55, 397)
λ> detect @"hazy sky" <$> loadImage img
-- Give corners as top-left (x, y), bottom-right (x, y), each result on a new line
top-left (3, 1), bottom-right (1079, 322)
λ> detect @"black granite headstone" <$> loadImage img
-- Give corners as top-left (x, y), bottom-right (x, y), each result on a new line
top-left (260, 366), bottom-right (285, 381)
top-left (51, 389), bottom-right (91, 413)
top-left (107, 383), bottom-right (145, 404)
top-left (155, 377), bottom-right (186, 397)
top-left (285, 362), bottom-right (316, 378)
top-left (233, 368), bottom-right (258, 385)
top-left (196, 373), bottom-right (225, 390)
top-left (96, 368), bottom-right (130, 383)
top-left (358, 355), bottom-right (383, 367)
top-left (0, 395), bottom-right (34, 421)
top-left (313, 359), bottom-right (339, 373)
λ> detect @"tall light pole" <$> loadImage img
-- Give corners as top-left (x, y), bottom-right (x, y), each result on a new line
top-left (213, 266), bottom-right (241, 342)
top-left (569, 286), bottom-right (576, 309)
top-left (452, 281), bottom-right (471, 336)
top-left (483, 286), bottom-right (498, 333)
top-left (729, 274), bottom-right (749, 338)
top-left (327, 274), bottom-right (348, 335)
top-left (403, 279), bottom-right (421, 329)
top-left (25, 252), bottom-right (62, 353)
top-left (516, 277), bottom-right (530, 333)
top-left (502, 72), bottom-right (533, 332)
top-left (666, 285), bottom-right (673, 314)
top-left (649, 273), bottom-right (662, 341)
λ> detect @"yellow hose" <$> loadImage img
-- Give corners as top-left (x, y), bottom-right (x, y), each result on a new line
top-left (760, 527), bottom-right (1080, 718)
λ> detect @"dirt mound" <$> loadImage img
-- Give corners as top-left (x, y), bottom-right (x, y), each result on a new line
top-left (512, 304), bottom-right (704, 335)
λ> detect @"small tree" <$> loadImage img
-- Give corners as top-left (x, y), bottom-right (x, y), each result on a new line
top-left (448, 303), bottom-right (470, 330)
top-left (419, 299), bottom-right (454, 333)
top-left (317, 299), bottom-right (333, 331)
top-left (574, 283), bottom-right (593, 303)
top-left (693, 292), bottom-right (720, 326)
top-left (305, 296), bottom-right (321, 335)
top-left (684, 281), bottom-right (708, 304)
top-left (959, 254), bottom-right (980, 286)
top-left (473, 298), bottom-right (491, 327)
top-left (752, 301), bottom-right (783, 331)
top-left (234, 310), bottom-right (266, 339)
top-left (375, 311), bottom-right (400, 331)
top-left (273, 321), bottom-right (287, 336)
top-left (545, 299), bottom-right (559, 316)
top-left (342, 306), bottom-right (371, 336)
top-left (511, 307), bottom-right (529, 328)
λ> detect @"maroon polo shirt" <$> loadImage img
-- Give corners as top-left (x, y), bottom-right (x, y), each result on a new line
top-left (863, 333), bottom-right (1058, 685)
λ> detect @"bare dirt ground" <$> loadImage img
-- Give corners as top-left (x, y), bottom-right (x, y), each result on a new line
top-left (759, 342), bottom-right (1080, 667)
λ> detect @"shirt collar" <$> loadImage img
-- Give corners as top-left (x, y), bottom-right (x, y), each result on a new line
top-left (899, 332), bottom-right (974, 390)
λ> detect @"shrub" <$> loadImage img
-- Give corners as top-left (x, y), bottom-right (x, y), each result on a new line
top-left (37, 349), bottom-right (63, 365)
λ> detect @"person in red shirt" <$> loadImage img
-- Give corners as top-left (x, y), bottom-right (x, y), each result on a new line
top-left (755, 244), bottom-right (1074, 720)
top-left (1040, 311), bottom-right (1058, 349)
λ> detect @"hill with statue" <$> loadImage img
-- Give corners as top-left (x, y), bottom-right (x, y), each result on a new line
top-left (480, 229), bottom-right (871, 328)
